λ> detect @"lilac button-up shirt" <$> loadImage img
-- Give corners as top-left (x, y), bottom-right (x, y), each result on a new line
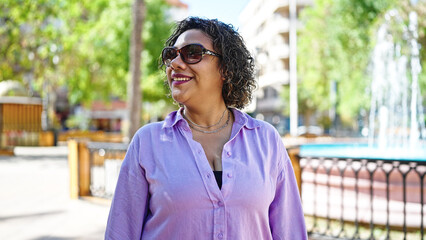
top-left (105, 108), bottom-right (307, 240)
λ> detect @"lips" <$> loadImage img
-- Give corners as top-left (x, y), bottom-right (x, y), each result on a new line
top-left (171, 73), bottom-right (192, 85)
top-left (174, 77), bottom-right (191, 81)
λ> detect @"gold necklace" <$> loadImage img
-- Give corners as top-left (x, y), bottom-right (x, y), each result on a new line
top-left (184, 109), bottom-right (230, 134)
top-left (184, 108), bottom-right (227, 129)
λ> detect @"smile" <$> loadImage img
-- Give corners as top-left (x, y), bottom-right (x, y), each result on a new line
top-left (174, 77), bottom-right (192, 81)
top-left (172, 78), bottom-right (192, 86)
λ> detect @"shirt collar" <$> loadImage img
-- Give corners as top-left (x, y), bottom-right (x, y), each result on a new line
top-left (162, 107), bottom-right (260, 130)
top-left (163, 107), bottom-right (185, 129)
top-left (231, 108), bottom-right (260, 130)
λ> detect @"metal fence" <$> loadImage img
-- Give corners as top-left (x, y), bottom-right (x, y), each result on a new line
top-left (86, 142), bottom-right (128, 199)
top-left (300, 156), bottom-right (425, 240)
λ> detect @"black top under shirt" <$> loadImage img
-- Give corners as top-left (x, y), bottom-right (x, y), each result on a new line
top-left (213, 171), bottom-right (222, 189)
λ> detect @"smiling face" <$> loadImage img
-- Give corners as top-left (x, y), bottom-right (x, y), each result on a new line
top-left (166, 29), bottom-right (224, 107)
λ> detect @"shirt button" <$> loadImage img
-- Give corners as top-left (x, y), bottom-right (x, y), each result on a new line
top-left (206, 173), bottom-right (211, 178)
top-left (197, 149), bottom-right (202, 154)
top-left (226, 151), bottom-right (232, 157)
top-left (227, 173), bottom-right (233, 178)
top-left (218, 232), bottom-right (223, 239)
top-left (218, 201), bottom-right (223, 207)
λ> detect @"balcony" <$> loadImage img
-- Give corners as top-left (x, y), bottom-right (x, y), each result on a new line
top-left (276, 18), bottom-right (290, 34)
top-left (274, 0), bottom-right (313, 13)
top-left (268, 44), bottom-right (290, 60)
top-left (258, 69), bottom-right (289, 88)
top-left (275, 0), bottom-right (289, 13)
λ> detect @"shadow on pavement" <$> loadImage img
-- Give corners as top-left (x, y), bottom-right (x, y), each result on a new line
top-left (0, 210), bottom-right (65, 221)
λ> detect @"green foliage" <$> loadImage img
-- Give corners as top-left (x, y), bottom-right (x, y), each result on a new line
top-left (0, 0), bottom-right (173, 104)
top-left (0, 0), bottom-right (65, 92)
top-left (60, 0), bottom-right (173, 104)
top-left (59, 0), bottom-right (123, 103)
top-left (142, 0), bottom-right (173, 101)
top-left (295, 0), bottom-right (426, 125)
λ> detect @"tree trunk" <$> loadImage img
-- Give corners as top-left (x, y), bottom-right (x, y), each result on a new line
top-left (126, 0), bottom-right (145, 141)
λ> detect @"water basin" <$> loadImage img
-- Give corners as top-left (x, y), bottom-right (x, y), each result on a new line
top-left (299, 143), bottom-right (426, 161)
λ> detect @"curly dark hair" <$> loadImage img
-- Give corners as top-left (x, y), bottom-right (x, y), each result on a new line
top-left (163, 17), bottom-right (256, 109)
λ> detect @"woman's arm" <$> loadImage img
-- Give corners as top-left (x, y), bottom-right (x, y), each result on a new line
top-left (105, 137), bottom-right (149, 240)
top-left (269, 143), bottom-right (308, 240)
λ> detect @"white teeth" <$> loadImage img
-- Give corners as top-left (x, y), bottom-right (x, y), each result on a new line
top-left (174, 77), bottom-right (191, 81)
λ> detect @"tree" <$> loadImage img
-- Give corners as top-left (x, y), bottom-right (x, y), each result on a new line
top-left (0, 0), bottom-right (69, 129)
top-left (1, 0), bottom-right (174, 131)
top-left (0, 0), bottom-right (64, 87)
top-left (58, 0), bottom-right (172, 105)
top-left (126, 0), bottom-right (144, 140)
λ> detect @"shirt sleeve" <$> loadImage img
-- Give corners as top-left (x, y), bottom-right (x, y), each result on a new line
top-left (269, 140), bottom-right (308, 240)
top-left (105, 135), bottom-right (149, 240)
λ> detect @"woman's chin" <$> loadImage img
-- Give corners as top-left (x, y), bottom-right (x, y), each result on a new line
top-left (171, 94), bottom-right (186, 106)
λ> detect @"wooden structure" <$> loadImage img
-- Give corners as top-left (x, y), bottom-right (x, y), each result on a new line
top-left (58, 131), bottom-right (123, 143)
top-left (68, 140), bottom-right (91, 198)
top-left (287, 147), bottom-right (302, 195)
top-left (68, 139), bottom-right (127, 199)
top-left (0, 97), bottom-right (48, 152)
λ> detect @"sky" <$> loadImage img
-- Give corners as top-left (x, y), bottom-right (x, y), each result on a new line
top-left (180, 0), bottom-right (252, 28)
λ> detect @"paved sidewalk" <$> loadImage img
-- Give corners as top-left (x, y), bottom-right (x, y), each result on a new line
top-left (0, 146), bottom-right (111, 240)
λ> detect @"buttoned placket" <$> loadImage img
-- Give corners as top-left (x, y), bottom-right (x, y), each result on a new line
top-left (179, 116), bottom-right (246, 240)
top-left (178, 120), bottom-right (227, 239)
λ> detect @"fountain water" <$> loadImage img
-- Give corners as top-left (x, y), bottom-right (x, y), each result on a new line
top-left (368, 8), bottom-right (425, 150)
top-left (300, 6), bottom-right (426, 161)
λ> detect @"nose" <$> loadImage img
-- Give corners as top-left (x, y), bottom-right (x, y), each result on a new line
top-left (169, 53), bottom-right (186, 70)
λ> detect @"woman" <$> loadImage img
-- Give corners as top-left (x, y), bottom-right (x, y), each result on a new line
top-left (105, 17), bottom-right (307, 240)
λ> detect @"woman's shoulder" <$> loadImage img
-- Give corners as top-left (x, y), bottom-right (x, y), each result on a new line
top-left (132, 110), bottom-right (180, 139)
top-left (134, 121), bottom-right (165, 137)
top-left (240, 111), bottom-right (279, 134)
top-left (127, 121), bottom-right (166, 149)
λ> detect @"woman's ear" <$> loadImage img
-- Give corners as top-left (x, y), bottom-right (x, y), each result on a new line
top-left (220, 68), bottom-right (226, 81)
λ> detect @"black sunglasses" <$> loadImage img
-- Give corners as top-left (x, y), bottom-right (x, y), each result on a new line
top-left (161, 43), bottom-right (221, 67)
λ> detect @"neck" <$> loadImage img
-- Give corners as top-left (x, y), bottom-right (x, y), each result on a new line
top-left (183, 104), bottom-right (228, 127)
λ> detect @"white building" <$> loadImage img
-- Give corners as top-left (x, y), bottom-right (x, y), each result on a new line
top-left (240, 0), bottom-right (312, 134)
top-left (166, 0), bottom-right (189, 22)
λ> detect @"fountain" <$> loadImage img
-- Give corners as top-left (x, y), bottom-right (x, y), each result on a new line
top-left (300, 5), bottom-right (426, 160)
top-left (368, 8), bottom-right (426, 151)
top-left (296, 4), bottom-right (426, 238)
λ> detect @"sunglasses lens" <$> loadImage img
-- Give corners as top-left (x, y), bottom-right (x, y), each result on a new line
top-left (162, 48), bottom-right (177, 65)
top-left (162, 44), bottom-right (206, 66)
top-left (181, 44), bottom-right (203, 64)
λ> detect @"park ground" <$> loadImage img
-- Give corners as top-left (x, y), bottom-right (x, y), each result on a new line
top-left (0, 146), bottom-right (110, 240)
